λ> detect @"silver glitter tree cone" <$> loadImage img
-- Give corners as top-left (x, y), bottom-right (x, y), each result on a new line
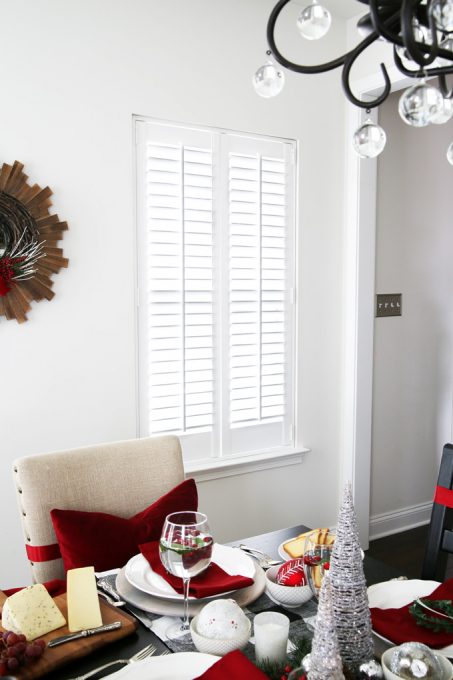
top-left (329, 482), bottom-right (374, 672)
top-left (308, 574), bottom-right (345, 680)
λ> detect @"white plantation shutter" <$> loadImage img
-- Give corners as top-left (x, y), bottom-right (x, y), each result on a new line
top-left (136, 120), bottom-right (296, 462)
top-left (225, 134), bottom-right (294, 455)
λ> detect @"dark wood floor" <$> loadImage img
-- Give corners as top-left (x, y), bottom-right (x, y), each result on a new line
top-left (365, 525), bottom-right (429, 578)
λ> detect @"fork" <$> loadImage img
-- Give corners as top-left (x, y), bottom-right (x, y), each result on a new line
top-left (97, 589), bottom-right (126, 607)
top-left (69, 642), bottom-right (157, 680)
top-left (237, 544), bottom-right (283, 568)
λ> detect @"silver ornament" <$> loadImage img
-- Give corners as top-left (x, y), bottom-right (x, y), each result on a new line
top-left (301, 653), bottom-right (312, 672)
top-left (329, 483), bottom-right (374, 670)
top-left (358, 658), bottom-right (384, 679)
top-left (390, 643), bottom-right (442, 679)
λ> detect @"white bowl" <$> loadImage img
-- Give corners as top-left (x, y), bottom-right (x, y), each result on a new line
top-left (265, 565), bottom-right (312, 608)
top-left (381, 647), bottom-right (453, 680)
top-left (190, 614), bottom-right (251, 656)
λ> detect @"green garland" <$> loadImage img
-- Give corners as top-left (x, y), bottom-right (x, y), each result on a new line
top-left (409, 599), bottom-right (453, 633)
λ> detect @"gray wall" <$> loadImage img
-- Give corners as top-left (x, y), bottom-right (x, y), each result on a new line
top-left (371, 88), bottom-right (453, 528)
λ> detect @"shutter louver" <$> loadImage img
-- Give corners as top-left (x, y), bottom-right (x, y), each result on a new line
top-left (145, 141), bottom-right (214, 435)
top-left (229, 152), bottom-right (287, 427)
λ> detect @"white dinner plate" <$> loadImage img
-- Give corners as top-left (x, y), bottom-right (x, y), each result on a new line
top-left (367, 578), bottom-right (453, 657)
top-left (106, 652), bottom-right (219, 679)
top-left (125, 544), bottom-right (255, 601)
top-left (116, 564), bottom-right (266, 617)
top-left (278, 540), bottom-right (295, 561)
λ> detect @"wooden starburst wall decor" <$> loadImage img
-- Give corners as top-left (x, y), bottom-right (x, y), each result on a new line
top-left (0, 161), bottom-right (69, 323)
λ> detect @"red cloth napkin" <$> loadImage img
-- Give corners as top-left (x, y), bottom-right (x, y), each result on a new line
top-left (139, 541), bottom-right (254, 598)
top-left (194, 650), bottom-right (269, 679)
top-left (370, 578), bottom-right (453, 648)
top-left (3, 579), bottom-right (66, 598)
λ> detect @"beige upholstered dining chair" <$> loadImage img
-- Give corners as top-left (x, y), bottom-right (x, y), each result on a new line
top-left (13, 435), bottom-right (184, 583)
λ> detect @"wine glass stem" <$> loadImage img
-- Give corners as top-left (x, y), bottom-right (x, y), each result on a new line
top-left (182, 577), bottom-right (190, 630)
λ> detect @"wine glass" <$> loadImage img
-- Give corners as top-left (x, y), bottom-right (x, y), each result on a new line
top-left (159, 511), bottom-right (213, 638)
top-left (303, 530), bottom-right (335, 599)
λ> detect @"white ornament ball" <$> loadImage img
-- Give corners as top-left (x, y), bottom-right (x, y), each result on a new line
top-left (358, 658), bottom-right (384, 678)
top-left (447, 142), bottom-right (453, 165)
top-left (253, 61), bottom-right (285, 98)
top-left (196, 599), bottom-right (250, 640)
top-left (297, 3), bottom-right (331, 40)
top-left (398, 82), bottom-right (443, 127)
top-left (390, 642), bottom-right (442, 679)
top-left (352, 119), bottom-right (387, 158)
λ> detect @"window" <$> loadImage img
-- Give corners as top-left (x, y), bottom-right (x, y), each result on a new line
top-left (136, 118), bottom-right (296, 465)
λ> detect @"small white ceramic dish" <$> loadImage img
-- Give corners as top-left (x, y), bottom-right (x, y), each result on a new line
top-left (265, 564), bottom-right (312, 608)
top-left (381, 647), bottom-right (453, 680)
top-left (190, 613), bottom-right (251, 656)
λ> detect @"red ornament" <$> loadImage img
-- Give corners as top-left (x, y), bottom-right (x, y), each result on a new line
top-left (276, 558), bottom-right (306, 587)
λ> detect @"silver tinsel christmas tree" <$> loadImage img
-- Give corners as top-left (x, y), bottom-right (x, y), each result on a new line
top-left (329, 482), bottom-right (374, 672)
top-left (308, 574), bottom-right (345, 680)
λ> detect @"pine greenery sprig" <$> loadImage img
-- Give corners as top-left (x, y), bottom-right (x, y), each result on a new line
top-left (255, 636), bottom-right (312, 679)
top-left (409, 599), bottom-right (453, 633)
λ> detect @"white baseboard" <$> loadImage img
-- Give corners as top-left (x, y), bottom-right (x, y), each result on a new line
top-left (369, 501), bottom-right (432, 541)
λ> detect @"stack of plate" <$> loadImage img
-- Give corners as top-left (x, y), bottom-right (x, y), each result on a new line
top-left (368, 579), bottom-right (453, 658)
top-left (115, 544), bottom-right (266, 617)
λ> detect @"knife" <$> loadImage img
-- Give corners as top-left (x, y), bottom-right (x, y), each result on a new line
top-left (48, 621), bottom-right (122, 647)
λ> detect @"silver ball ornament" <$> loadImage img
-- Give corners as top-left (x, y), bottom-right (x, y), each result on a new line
top-left (301, 653), bottom-right (312, 672)
top-left (390, 643), bottom-right (442, 679)
top-left (358, 658), bottom-right (384, 678)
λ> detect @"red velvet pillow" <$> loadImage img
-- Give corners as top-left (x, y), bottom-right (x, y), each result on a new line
top-left (50, 478), bottom-right (198, 572)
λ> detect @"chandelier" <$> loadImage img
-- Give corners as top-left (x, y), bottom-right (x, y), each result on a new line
top-left (253, 0), bottom-right (453, 161)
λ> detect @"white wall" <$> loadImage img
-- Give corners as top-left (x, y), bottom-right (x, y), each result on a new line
top-left (1, 0), bottom-right (348, 586)
top-left (344, 13), bottom-right (453, 535)
top-left (371, 90), bottom-right (453, 522)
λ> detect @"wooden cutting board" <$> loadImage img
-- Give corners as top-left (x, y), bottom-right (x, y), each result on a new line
top-left (0, 590), bottom-right (137, 679)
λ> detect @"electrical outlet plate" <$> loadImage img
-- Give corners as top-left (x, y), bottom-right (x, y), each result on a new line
top-left (376, 293), bottom-right (402, 317)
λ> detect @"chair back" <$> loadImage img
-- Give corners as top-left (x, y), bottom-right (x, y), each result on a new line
top-left (422, 443), bottom-right (453, 580)
top-left (13, 435), bottom-right (184, 583)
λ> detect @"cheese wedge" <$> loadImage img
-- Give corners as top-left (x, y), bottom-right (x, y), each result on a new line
top-left (67, 566), bottom-right (102, 632)
top-left (1, 583), bottom-right (66, 641)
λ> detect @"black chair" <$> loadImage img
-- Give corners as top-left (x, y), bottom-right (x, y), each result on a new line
top-left (422, 443), bottom-right (453, 580)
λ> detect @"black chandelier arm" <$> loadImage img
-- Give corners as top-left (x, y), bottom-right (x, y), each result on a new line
top-left (343, 59), bottom-right (391, 109)
top-left (438, 73), bottom-right (453, 98)
top-left (341, 30), bottom-right (391, 108)
top-left (393, 44), bottom-right (453, 80)
top-left (393, 44), bottom-right (424, 77)
top-left (368, 0), bottom-right (404, 47)
top-left (402, 0), bottom-right (439, 66)
top-left (266, 0), bottom-right (355, 74)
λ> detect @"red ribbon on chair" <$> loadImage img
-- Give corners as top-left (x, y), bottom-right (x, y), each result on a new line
top-left (434, 485), bottom-right (453, 509)
top-left (25, 543), bottom-right (61, 562)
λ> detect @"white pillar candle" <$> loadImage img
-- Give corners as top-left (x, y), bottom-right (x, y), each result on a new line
top-left (254, 611), bottom-right (290, 664)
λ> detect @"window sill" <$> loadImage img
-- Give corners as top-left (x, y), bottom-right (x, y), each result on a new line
top-left (184, 447), bottom-right (309, 482)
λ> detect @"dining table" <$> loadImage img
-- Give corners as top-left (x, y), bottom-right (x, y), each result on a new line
top-left (42, 524), bottom-right (404, 680)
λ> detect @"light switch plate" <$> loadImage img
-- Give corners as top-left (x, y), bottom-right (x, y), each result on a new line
top-left (376, 293), bottom-right (402, 317)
